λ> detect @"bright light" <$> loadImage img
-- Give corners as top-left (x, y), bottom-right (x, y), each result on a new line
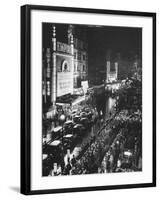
top-left (59, 114), bottom-right (66, 122)
top-left (124, 151), bottom-right (132, 157)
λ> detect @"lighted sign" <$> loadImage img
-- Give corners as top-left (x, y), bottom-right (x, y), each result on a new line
top-left (57, 72), bottom-right (73, 97)
top-left (81, 80), bottom-right (88, 94)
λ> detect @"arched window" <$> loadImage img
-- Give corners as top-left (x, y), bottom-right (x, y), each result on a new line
top-left (61, 60), bottom-right (70, 72)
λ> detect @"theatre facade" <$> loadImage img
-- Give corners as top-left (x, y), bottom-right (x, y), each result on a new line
top-left (42, 24), bottom-right (88, 118)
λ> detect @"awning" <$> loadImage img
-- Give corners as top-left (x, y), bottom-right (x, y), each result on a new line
top-left (72, 96), bottom-right (85, 106)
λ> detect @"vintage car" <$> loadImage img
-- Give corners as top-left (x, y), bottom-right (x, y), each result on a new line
top-left (50, 126), bottom-right (63, 140)
top-left (63, 134), bottom-right (74, 150)
top-left (63, 120), bottom-right (74, 134)
top-left (73, 123), bottom-right (85, 139)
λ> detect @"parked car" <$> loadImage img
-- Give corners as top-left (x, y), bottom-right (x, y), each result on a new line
top-left (50, 126), bottom-right (62, 140)
top-left (79, 117), bottom-right (90, 129)
top-left (73, 123), bottom-right (85, 139)
top-left (80, 112), bottom-right (87, 118)
top-left (43, 140), bottom-right (63, 167)
top-left (63, 134), bottom-right (74, 150)
top-left (63, 120), bottom-right (74, 135)
top-left (73, 115), bottom-right (81, 123)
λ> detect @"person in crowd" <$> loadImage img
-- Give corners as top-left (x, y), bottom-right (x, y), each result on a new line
top-left (65, 161), bottom-right (72, 175)
top-left (106, 154), bottom-right (111, 172)
top-left (71, 155), bottom-right (76, 166)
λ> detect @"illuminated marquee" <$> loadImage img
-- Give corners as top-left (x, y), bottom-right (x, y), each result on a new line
top-left (57, 72), bottom-right (73, 97)
top-left (56, 47), bottom-right (73, 97)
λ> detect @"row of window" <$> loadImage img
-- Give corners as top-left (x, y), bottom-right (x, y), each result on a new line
top-left (74, 50), bottom-right (87, 61)
top-left (74, 63), bottom-right (87, 72)
top-left (73, 38), bottom-right (88, 50)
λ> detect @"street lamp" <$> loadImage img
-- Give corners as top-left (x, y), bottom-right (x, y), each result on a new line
top-left (59, 114), bottom-right (66, 171)
top-left (59, 114), bottom-right (66, 123)
top-left (59, 114), bottom-right (66, 142)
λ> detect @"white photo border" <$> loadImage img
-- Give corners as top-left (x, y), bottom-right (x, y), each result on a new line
top-left (29, 8), bottom-right (154, 191)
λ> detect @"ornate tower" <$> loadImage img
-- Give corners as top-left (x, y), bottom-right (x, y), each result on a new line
top-left (51, 25), bottom-right (57, 107)
top-left (115, 62), bottom-right (118, 80)
top-left (106, 52), bottom-right (118, 83)
top-left (106, 61), bottom-right (111, 83)
top-left (68, 25), bottom-right (74, 94)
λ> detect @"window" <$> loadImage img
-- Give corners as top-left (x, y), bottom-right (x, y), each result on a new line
top-left (83, 65), bottom-right (85, 72)
top-left (74, 77), bottom-right (77, 88)
top-left (74, 64), bottom-right (76, 72)
top-left (62, 60), bottom-right (70, 72)
top-left (77, 63), bottom-right (81, 71)
top-left (78, 51), bottom-right (81, 60)
top-left (74, 52), bottom-right (77, 59)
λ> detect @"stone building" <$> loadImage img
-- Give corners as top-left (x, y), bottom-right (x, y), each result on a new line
top-left (42, 24), bottom-right (88, 117)
top-left (73, 37), bottom-right (88, 88)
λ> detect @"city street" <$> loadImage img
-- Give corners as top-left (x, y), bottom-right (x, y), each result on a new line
top-left (43, 78), bottom-right (142, 176)
top-left (42, 23), bottom-right (142, 177)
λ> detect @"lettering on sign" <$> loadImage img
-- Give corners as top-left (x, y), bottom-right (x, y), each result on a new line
top-left (57, 72), bottom-right (73, 97)
top-left (57, 41), bottom-right (71, 54)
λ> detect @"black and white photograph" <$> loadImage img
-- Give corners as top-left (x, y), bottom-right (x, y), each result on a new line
top-left (0, 0), bottom-right (158, 199)
top-left (20, 5), bottom-right (156, 194)
top-left (42, 23), bottom-right (142, 177)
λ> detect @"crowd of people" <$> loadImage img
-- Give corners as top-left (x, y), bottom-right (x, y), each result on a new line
top-left (53, 108), bottom-right (142, 176)
top-left (43, 93), bottom-right (101, 176)
top-left (44, 78), bottom-right (142, 176)
top-left (99, 109), bottom-right (142, 173)
top-left (58, 113), bottom-right (121, 175)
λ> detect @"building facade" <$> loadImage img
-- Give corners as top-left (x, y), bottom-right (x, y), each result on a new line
top-left (42, 24), bottom-right (88, 117)
top-left (73, 38), bottom-right (88, 88)
top-left (106, 61), bottom-right (118, 83)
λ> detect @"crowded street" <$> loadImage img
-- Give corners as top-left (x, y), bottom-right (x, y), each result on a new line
top-left (42, 78), bottom-right (142, 176)
top-left (42, 23), bottom-right (142, 177)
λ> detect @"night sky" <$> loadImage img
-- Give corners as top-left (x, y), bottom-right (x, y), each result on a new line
top-left (86, 25), bottom-right (142, 73)
top-left (43, 23), bottom-right (142, 74)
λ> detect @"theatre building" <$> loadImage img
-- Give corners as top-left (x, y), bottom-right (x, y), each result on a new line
top-left (42, 24), bottom-right (88, 118)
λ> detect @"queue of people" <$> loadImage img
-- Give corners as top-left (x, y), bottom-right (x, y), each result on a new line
top-left (56, 112), bottom-right (122, 175)
top-left (44, 78), bottom-right (142, 176)
top-left (99, 109), bottom-right (142, 173)
top-left (56, 108), bottom-right (142, 176)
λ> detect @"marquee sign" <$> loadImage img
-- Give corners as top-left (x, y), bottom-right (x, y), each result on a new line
top-left (57, 72), bottom-right (73, 97)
